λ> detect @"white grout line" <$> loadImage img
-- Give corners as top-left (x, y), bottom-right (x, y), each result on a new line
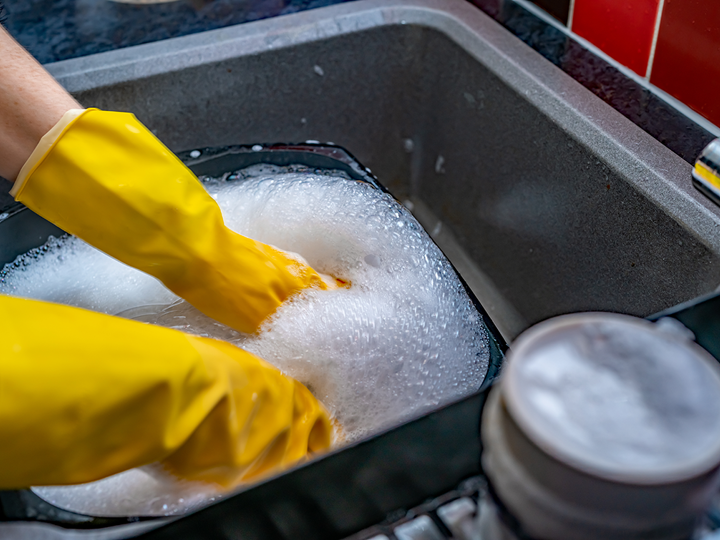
top-left (645, 0), bottom-right (666, 80)
top-left (567, 0), bottom-right (576, 31)
top-left (511, 0), bottom-right (720, 138)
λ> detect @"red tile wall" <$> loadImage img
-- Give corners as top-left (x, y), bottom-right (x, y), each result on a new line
top-left (517, 0), bottom-right (720, 129)
top-left (571, 0), bottom-right (661, 76)
top-left (650, 0), bottom-right (720, 128)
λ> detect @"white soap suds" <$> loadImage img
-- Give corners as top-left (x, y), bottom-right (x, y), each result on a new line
top-left (509, 318), bottom-right (720, 478)
top-left (0, 236), bottom-right (176, 315)
top-left (1, 164), bottom-right (489, 516)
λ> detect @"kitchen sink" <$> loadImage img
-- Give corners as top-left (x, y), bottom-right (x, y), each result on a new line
top-left (2, 0), bottom-right (719, 537)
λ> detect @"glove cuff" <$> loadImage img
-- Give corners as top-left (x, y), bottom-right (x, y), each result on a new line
top-left (11, 108), bottom-right (89, 199)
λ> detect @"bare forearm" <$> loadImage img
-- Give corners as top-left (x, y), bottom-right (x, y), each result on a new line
top-left (0, 26), bottom-right (80, 181)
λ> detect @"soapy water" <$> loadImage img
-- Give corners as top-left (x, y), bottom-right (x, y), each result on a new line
top-left (0, 164), bottom-right (489, 516)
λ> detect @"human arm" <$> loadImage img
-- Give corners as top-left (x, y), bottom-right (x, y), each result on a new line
top-left (0, 24), bottom-right (337, 488)
top-left (0, 26), bottom-right (79, 182)
top-left (0, 295), bottom-right (332, 488)
top-left (0, 27), bottom-right (335, 334)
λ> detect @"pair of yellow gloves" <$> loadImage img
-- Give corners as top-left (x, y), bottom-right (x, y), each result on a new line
top-left (0, 109), bottom-right (334, 489)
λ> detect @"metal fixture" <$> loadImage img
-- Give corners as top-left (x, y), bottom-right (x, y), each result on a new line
top-left (693, 139), bottom-right (720, 206)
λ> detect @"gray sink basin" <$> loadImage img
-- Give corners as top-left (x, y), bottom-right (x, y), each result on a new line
top-left (3, 1), bottom-right (720, 538)
top-left (45, 0), bottom-right (720, 343)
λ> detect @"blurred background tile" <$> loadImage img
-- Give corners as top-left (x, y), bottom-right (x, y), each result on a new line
top-left (571, 0), bottom-right (661, 76)
top-left (650, 0), bottom-right (720, 127)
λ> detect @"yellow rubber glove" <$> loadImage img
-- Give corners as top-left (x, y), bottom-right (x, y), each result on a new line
top-left (11, 108), bottom-right (328, 335)
top-left (0, 294), bottom-right (332, 489)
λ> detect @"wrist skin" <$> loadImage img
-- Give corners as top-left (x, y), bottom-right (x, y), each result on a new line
top-left (0, 26), bottom-right (79, 182)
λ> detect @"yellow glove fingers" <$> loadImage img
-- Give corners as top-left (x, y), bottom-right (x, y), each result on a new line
top-left (12, 109), bottom-right (327, 334)
top-left (0, 295), bottom-right (332, 489)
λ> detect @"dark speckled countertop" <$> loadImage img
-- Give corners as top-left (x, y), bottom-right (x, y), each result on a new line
top-left (1, 0), bottom-right (715, 166)
top-left (2, 0), bottom-right (354, 64)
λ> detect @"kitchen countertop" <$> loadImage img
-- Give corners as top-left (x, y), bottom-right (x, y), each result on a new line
top-left (1, 0), bottom-right (715, 166)
top-left (2, 0), bottom-right (354, 64)
top-left (472, 0), bottom-right (716, 165)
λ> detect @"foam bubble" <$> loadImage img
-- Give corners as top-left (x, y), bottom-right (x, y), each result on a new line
top-left (3, 164), bottom-right (489, 516)
top-left (33, 466), bottom-right (221, 518)
top-left (0, 236), bottom-right (176, 314)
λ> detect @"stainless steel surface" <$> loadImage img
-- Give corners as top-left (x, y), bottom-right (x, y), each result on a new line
top-left (42, 0), bottom-right (720, 341)
top-left (693, 138), bottom-right (720, 207)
